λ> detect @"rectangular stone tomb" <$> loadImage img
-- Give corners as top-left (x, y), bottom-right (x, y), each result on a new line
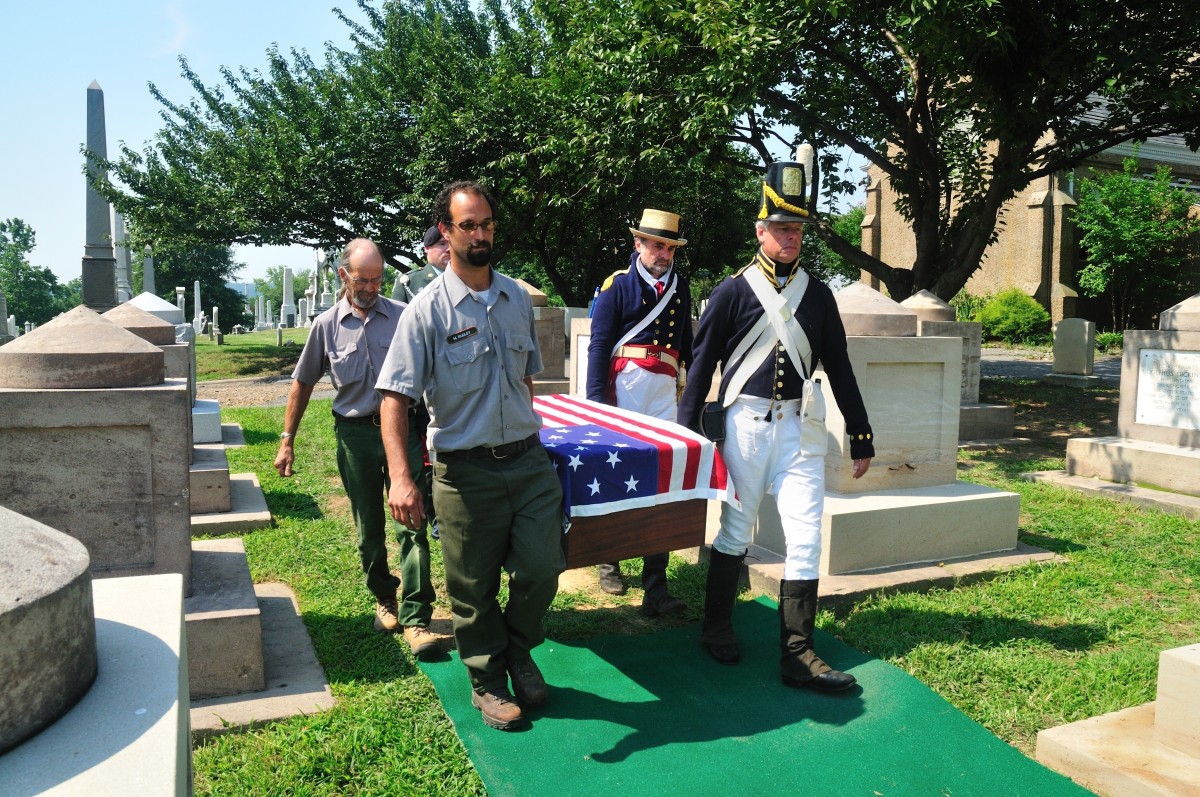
top-left (0, 381), bottom-right (193, 592)
top-left (819, 335), bottom-right (963, 494)
top-left (563, 500), bottom-right (706, 569)
top-left (1118, 330), bottom-right (1200, 448)
top-left (753, 483), bottom-right (1019, 575)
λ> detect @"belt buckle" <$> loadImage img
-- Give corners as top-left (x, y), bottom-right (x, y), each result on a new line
top-left (373, 414), bottom-right (382, 427)
top-left (491, 442), bottom-right (512, 460)
top-left (647, 349), bottom-right (661, 360)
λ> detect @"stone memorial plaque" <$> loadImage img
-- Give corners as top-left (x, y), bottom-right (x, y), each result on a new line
top-left (1135, 349), bottom-right (1200, 430)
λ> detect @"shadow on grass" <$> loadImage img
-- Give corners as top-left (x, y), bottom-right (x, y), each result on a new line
top-left (262, 489), bottom-right (323, 521)
top-left (301, 610), bottom-right (448, 686)
top-left (838, 605), bottom-right (1105, 658)
top-left (1019, 530), bottom-right (1087, 554)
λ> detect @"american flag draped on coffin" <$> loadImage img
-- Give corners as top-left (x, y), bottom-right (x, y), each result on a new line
top-left (533, 394), bottom-right (738, 568)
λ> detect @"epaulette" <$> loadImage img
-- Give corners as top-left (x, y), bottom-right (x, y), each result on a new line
top-left (599, 268), bottom-right (630, 292)
top-left (733, 262), bottom-right (755, 277)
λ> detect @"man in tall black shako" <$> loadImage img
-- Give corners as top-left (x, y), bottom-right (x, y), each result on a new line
top-left (586, 208), bottom-right (693, 617)
top-left (677, 150), bottom-right (874, 692)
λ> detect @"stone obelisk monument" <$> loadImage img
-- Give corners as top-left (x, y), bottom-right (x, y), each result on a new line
top-left (142, 245), bottom-right (156, 295)
top-left (81, 81), bottom-right (118, 313)
top-left (0, 281), bottom-right (12, 345)
top-left (280, 267), bottom-right (296, 328)
top-left (113, 210), bottom-right (133, 303)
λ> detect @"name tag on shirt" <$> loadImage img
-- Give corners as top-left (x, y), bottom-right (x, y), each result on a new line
top-left (448, 327), bottom-right (478, 344)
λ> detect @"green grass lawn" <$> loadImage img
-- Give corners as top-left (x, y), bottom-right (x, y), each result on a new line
top-left (195, 376), bottom-right (1198, 795)
top-left (195, 328), bottom-right (310, 381)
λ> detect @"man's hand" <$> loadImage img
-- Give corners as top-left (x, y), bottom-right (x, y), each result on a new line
top-left (275, 441), bottom-right (295, 477)
top-left (852, 457), bottom-right (872, 479)
top-left (388, 476), bottom-right (425, 530)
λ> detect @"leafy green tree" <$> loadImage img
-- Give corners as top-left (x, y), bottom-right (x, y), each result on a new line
top-left (542, 0), bottom-right (1200, 302)
top-left (801, 205), bottom-right (865, 287)
top-left (1073, 158), bottom-right (1200, 330)
top-left (96, 0), bottom-right (758, 307)
top-left (0, 218), bottom-right (76, 327)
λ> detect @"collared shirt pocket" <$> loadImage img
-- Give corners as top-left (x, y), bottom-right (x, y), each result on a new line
top-left (444, 336), bottom-right (491, 393)
top-left (327, 341), bottom-right (365, 391)
top-left (502, 333), bottom-right (536, 381)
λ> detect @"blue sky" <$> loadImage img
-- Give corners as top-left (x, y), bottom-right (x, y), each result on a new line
top-left (0, 1), bottom-right (372, 286)
top-left (0, 2), bottom-right (866, 289)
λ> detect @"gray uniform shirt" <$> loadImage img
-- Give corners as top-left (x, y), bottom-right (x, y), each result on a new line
top-left (376, 266), bottom-right (544, 453)
top-left (293, 295), bottom-right (402, 417)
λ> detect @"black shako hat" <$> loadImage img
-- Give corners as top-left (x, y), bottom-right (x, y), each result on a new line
top-left (758, 154), bottom-right (814, 224)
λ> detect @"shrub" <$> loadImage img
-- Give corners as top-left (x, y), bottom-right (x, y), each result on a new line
top-left (950, 290), bottom-right (989, 323)
top-left (977, 288), bottom-right (1051, 344)
top-left (1095, 331), bottom-right (1123, 353)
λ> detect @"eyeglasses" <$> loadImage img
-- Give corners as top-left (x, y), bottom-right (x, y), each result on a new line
top-left (446, 219), bottom-right (496, 234)
top-left (346, 276), bottom-right (383, 288)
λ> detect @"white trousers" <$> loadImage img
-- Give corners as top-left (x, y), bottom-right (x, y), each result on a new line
top-left (713, 396), bottom-right (825, 580)
top-left (614, 362), bottom-right (677, 422)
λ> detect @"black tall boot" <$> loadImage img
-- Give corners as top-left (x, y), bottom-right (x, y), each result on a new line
top-left (641, 552), bottom-right (685, 618)
top-left (700, 549), bottom-right (745, 664)
top-left (779, 579), bottom-right (856, 692)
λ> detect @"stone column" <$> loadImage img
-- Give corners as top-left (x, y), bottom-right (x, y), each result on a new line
top-left (298, 298), bottom-right (308, 327)
top-left (142, 245), bottom-right (156, 295)
top-left (80, 81), bottom-right (117, 312)
top-left (280, 268), bottom-right (296, 328)
top-left (113, 211), bottom-right (132, 303)
top-left (192, 281), bottom-right (203, 334)
top-left (175, 287), bottom-right (186, 315)
top-left (211, 305), bottom-right (219, 340)
top-left (266, 301), bottom-right (274, 328)
top-left (0, 281), bottom-right (11, 345)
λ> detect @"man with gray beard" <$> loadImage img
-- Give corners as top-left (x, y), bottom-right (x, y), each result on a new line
top-left (275, 238), bottom-right (438, 659)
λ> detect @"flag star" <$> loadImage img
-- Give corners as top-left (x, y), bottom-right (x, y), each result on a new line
top-left (588, 478), bottom-right (602, 495)
top-left (607, 450), bottom-right (621, 468)
top-left (613, 443), bottom-right (630, 448)
top-left (547, 434), bottom-right (564, 441)
top-left (574, 445), bottom-right (587, 451)
top-left (625, 475), bottom-right (639, 492)
top-left (568, 454), bottom-right (583, 471)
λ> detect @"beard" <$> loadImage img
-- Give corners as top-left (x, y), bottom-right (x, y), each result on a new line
top-left (465, 241), bottom-right (492, 267)
top-left (348, 290), bottom-right (379, 310)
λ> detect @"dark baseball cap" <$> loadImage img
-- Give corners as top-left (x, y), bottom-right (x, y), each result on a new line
top-left (422, 225), bottom-right (444, 248)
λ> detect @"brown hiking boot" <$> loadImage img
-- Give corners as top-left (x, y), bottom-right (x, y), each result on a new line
top-left (373, 596), bottom-right (401, 633)
top-left (471, 687), bottom-right (526, 730)
top-left (403, 625), bottom-right (438, 660)
top-left (507, 655), bottom-right (547, 706)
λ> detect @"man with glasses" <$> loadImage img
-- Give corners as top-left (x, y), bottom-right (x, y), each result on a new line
top-left (377, 180), bottom-right (565, 731)
top-left (275, 238), bottom-right (438, 660)
top-left (585, 208), bottom-right (693, 616)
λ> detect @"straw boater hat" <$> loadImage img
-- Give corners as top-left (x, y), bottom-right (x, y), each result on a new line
top-left (629, 209), bottom-right (687, 246)
top-left (757, 160), bottom-right (812, 223)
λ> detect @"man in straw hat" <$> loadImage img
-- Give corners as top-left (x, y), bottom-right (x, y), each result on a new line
top-left (585, 208), bottom-right (694, 617)
top-left (677, 149), bottom-right (875, 692)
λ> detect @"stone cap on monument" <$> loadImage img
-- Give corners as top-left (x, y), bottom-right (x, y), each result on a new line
top-left (103, 302), bottom-right (177, 345)
top-left (127, 291), bottom-right (186, 325)
top-left (516, 278), bottom-right (549, 307)
top-left (899, 289), bottom-right (955, 324)
top-left (0, 504), bottom-right (97, 755)
top-left (835, 283), bottom-right (918, 336)
top-left (0, 305), bottom-right (165, 389)
top-left (1158, 292), bottom-right (1200, 331)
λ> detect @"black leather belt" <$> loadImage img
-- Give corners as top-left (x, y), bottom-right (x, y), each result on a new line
top-left (441, 433), bottom-right (540, 461)
top-left (333, 411), bottom-right (381, 426)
